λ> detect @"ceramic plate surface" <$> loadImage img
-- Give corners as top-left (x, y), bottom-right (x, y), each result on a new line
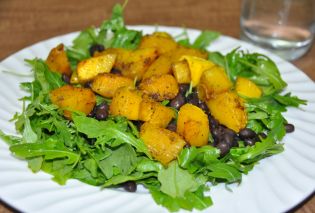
top-left (0, 26), bottom-right (315, 213)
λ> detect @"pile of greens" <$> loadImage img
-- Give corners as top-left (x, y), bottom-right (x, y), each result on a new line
top-left (0, 3), bottom-right (306, 212)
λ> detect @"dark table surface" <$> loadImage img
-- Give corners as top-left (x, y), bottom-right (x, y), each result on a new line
top-left (0, 0), bottom-right (314, 212)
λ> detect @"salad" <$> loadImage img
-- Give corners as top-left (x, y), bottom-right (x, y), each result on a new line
top-left (0, 3), bottom-right (307, 212)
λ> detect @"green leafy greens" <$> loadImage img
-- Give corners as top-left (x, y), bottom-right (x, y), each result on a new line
top-left (209, 49), bottom-right (288, 94)
top-left (66, 3), bottom-right (142, 69)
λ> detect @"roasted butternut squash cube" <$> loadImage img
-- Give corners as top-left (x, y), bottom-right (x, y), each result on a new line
top-left (91, 73), bottom-right (134, 98)
top-left (235, 77), bottom-right (262, 98)
top-left (142, 46), bottom-right (208, 80)
top-left (139, 32), bottom-right (178, 55)
top-left (142, 54), bottom-right (173, 79)
top-left (105, 48), bottom-right (158, 80)
top-left (139, 98), bottom-right (175, 128)
top-left (180, 55), bottom-right (216, 87)
top-left (172, 60), bottom-right (191, 84)
top-left (171, 46), bottom-right (208, 61)
top-left (177, 104), bottom-right (210, 147)
top-left (140, 123), bottom-right (186, 165)
top-left (206, 91), bottom-right (247, 132)
top-left (77, 53), bottom-right (116, 83)
top-left (46, 44), bottom-right (72, 76)
top-left (109, 86), bottom-right (143, 120)
top-left (139, 74), bottom-right (179, 101)
top-left (197, 66), bottom-right (232, 100)
top-left (50, 85), bottom-right (96, 119)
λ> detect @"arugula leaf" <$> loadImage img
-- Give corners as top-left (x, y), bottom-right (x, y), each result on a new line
top-left (72, 114), bottom-right (151, 157)
top-left (183, 186), bottom-right (212, 210)
top-left (28, 156), bottom-right (43, 172)
top-left (72, 161), bottom-right (106, 186)
top-left (10, 138), bottom-right (80, 165)
top-left (192, 31), bottom-right (220, 50)
top-left (109, 29), bottom-right (142, 49)
top-left (83, 158), bottom-right (99, 178)
top-left (208, 51), bottom-right (225, 68)
top-left (175, 29), bottom-right (220, 50)
top-left (274, 92), bottom-right (307, 107)
top-left (178, 147), bottom-right (241, 183)
top-left (136, 158), bottom-right (163, 173)
top-left (99, 144), bottom-right (138, 179)
top-left (244, 91), bottom-right (305, 136)
top-left (149, 185), bottom-right (212, 212)
top-left (100, 4), bottom-right (125, 33)
top-left (158, 161), bottom-right (200, 198)
top-left (102, 172), bottom-right (156, 187)
top-left (25, 59), bottom-right (64, 94)
top-left (232, 140), bottom-right (284, 164)
top-left (42, 160), bottom-right (74, 185)
top-left (22, 117), bottom-right (38, 143)
top-left (66, 28), bottom-right (98, 67)
top-left (206, 163), bottom-right (242, 183)
top-left (149, 186), bottom-right (182, 212)
top-left (0, 130), bottom-right (22, 145)
top-left (178, 146), bottom-right (220, 170)
top-left (230, 113), bottom-right (285, 164)
top-left (100, 4), bottom-right (142, 49)
top-left (209, 49), bottom-right (287, 94)
top-left (67, 3), bottom-right (142, 68)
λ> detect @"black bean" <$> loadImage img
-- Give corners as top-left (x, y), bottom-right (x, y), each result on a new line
top-left (224, 128), bottom-right (237, 137)
top-left (123, 181), bottom-right (137, 192)
top-left (232, 136), bottom-right (240, 147)
top-left (208, 116), bottom-right (219, 129)
top-left (239, 128), bottom-right (257, 140)
top-left (86, 138), bottom-right (96, 145)
top-left (111, 68), bottom-right (122, 75)
top-left (85, 81), bottom-right (93, 88)
top-left (285, 123), bottom-right (295, 133)
top-left (95, 103), bottom-right (109, 120)
top-left (89, 44), bottom-right (105, 56)
top-left (62, 74), bottom-right (70, 84)
top-left (259, 132), bottom-right (267, 139)
top-left (133, 121), bottom-right (143, 131)
top-left (244, 138), bottom-right (256, 146)
top-left (169, 93), bottom-right (185, 109)
top-left (253, 135), bottom-right (260, 143)
top-left (88, 107), bottom-right (96, 117)
top-left (166, 122), bottom-right (177, 132)
top-left (198, 101), bottom-right (209, 112)
top-left (98, 102), bottom-right (108, 110)
top-left (222, 133), bottom-right (234, 146)
top-left (186, 92), bottom-right (199, 106)
top-left (184, 143), bottom-right (191, 148)
top-left (216, 141), bottom-right (231, 157)
top-left (179, 84), bottom-right (190, 94)
top-left (211, 126), bottom-right (224, 139)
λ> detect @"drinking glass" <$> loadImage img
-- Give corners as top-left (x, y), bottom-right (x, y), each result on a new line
top-left (240, 0), bottom-right (315, 60)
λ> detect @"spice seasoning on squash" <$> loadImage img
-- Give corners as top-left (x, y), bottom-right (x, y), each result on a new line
top-left (49, 85), bottom-right (96, 119)
top-left (206, 91), bottom-right (247, 132)
top-left (139, 74), bottom-right (179, 101)
top-left (109, 86), bottom-right (143, 120)
top-left (46, 43), bottom-right (72, 76)
top-left (140, 122), bottom-right (186, 165)
top-left (177, 103), bottom-right (210, 146)
top-left (91, 73), bottom-right (134, 98)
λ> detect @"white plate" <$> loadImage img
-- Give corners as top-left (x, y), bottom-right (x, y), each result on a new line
top-left (0, 26), bottom-right (315, 213)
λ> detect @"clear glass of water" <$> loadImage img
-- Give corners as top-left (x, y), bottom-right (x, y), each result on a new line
top-left (240, 0), bottom-right (315, 60)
